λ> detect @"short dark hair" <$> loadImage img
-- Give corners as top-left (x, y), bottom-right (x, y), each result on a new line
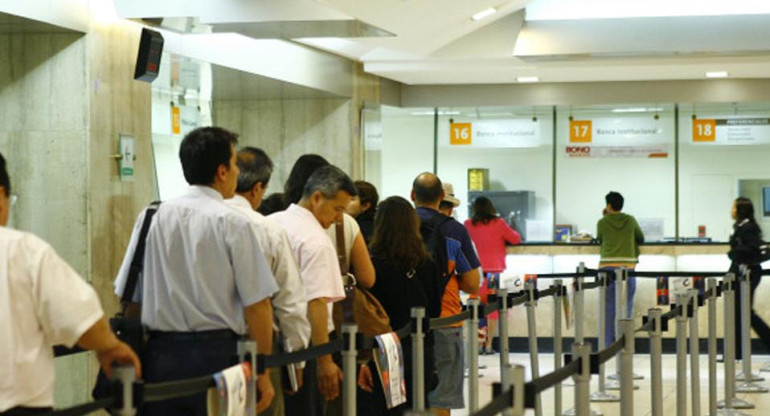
top-left (412, 172), bottom-right (443, 205)
top-left (734, 197), bottom-right (757, 224)
top-left (439, 200), bottom-right (455, 213)
top-left (258, 192), bottom-right (289, 216)
top-left (302, 165), bottom-right (357, 200)
top-left (0, 152), bottom-right (9, 197)
top-left (606, 191), bottom-right (624, 211)
top-left (236, 147), bottom-right (273, 193)
top-left (179, 127), bottom-right (238, 186)
top-left (284, 154), bottom-right (330, 205)
top-left (354, 180), bottom-right (379, 210)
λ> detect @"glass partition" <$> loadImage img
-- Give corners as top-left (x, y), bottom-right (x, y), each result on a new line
top-left (678, 102), bottom-right (770, 242)
top-left (555, 104), bottom-right (676, 242)
top-left (436, 106), bottom-right (555, 242)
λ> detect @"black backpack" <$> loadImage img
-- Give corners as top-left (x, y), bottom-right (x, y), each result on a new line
top-left (419, 213), bottom-right (454, 299)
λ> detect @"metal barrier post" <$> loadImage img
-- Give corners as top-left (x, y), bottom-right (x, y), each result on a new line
top-left (591, 271), bottom-right (619, 403)
top-left (502, 364), bottom-right (526, 416)
top-left (687, 289), bottom-right (701, 416)
top-left (410, 307), bottom-right (427, 414)
top-left (564, 265), bottom-right (602, 416)
top-left (342, 323), bottom-right (358, 416)
top-left (468, 298), bottom-right (481, 413)
top-left (499, 288), bottom-right (511, 389)
top-left (574, 342), bottom-right (592, 416)
top-left (707, 278), bottom-right (718, 416)
top-left (554, 279), bottom-right (564, 416)
top-left (675, 294), bottom-right (688, 416)
top-left (735, 265), bottom-right (768, 391)
top-left (718, 273), bottom-right (754, 411)
top-left (525, 281), bottom-right (543, 416)
top-left (619, 319), bottom-right (635, 416)
top-left (237, 339), bottom-right (257, 416)
top-left (113, 365), bottom-right (137, 416)
top-left (647, 308), bottom-right (663, 416)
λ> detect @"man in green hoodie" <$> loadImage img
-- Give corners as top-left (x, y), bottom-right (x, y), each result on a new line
top-left (597, 191), bottom-right (644, 346)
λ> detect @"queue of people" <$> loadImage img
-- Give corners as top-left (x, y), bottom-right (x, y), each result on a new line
top-left (2, 124), bottom-right (768, 416)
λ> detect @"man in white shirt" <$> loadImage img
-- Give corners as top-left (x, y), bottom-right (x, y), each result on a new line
top-left (270, 165), bottom-right (356, 416)
top-left (0, 152), bottom-right (140, 415)
top-left (114, 127), bottom-right (279, 415)
top-left (225, 147), bottom-right (311, 416)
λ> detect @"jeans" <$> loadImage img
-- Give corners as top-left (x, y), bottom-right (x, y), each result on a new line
top-left (603, 267), bottom-right (637, 348)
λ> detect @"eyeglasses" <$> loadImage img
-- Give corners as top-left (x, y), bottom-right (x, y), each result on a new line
top-left (10, 195), bottom-right (17, 207)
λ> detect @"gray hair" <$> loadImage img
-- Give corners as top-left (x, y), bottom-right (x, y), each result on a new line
top-left (301, 165), bottom-right (357, 200)
top-left (236, 147), bottom-right (273, 193)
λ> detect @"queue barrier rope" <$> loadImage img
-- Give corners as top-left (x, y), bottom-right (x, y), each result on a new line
top-left (44, 266), bottom-right (731, 416)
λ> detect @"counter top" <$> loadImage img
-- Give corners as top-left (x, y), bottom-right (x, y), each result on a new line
top-left (508, 242), bottom-right (729, 255)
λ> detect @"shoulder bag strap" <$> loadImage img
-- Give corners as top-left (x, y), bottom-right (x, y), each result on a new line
top-left (121, 201), bottom-right (161, 304)
top-left (335, 220), bottom-right (349, 276)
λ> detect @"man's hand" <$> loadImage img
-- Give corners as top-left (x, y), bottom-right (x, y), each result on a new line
top-left (357, 364), bottom-right (374, 393)
top-left (256, 373), bottom-right (275, 412)
top-left (317, 357), bottom-right (343, 400)
top-left (95, 341), bottom-right (142, 379)
top-left (284, 367), bottom-right (304, 395)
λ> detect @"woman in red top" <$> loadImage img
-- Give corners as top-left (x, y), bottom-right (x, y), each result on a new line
top-left (464, 196), bottom-right (522, 354)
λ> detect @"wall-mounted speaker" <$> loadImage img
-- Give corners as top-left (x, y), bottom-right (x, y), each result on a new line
top-left (134, 28), bottom-right (164, 82)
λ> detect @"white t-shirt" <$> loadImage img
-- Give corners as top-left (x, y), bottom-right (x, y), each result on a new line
top-left (225, 195), bottom-right (310, 352)
top-left (325, 213), bottom-right (361, 272)
top-left (0, 227), bottom-right (103, 411)
top-left (115, 186), bottom-right (278, 333)
top-left (270, 204), bottom-right (346, 333)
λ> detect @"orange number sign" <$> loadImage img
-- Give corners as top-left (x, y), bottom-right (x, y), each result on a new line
top-left (450, 122), bottom-right (472, 145)
top-left (569, 120), bottom-right (592, 143)
top-left (692, 119), bottom-right (716, 142)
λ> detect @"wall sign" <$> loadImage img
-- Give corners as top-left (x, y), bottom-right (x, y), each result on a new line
top-left (692, 117), bottom-right (770, 145)
top-left (119, 134), bottom-right (135, 182)
top-left (448, 119), bottom-right (541, 148)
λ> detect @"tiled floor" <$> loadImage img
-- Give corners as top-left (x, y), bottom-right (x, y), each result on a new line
top-left (452, 353), bottom-right (770, 416)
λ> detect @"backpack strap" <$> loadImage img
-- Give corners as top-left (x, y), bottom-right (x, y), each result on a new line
top-left (121, 201), bottom-right (161, 304)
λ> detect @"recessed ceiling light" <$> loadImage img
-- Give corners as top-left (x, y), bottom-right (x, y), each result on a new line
top-left (472, 7), bottom-right (497, 21)
top-left (516, 76), bottom-right (540, 83)
top-left (706, 71), bottom-right (728, 78)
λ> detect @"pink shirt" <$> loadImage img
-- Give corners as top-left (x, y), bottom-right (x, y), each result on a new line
top-left (464, 218), bottom-right (522, 273)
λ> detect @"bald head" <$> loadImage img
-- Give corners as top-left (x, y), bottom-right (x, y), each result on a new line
top-left (411, 172), bottom-right (444, 207)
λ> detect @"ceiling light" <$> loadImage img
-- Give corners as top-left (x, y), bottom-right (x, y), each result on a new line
top-left (706, 71), bottom-right (728, 78)
top-left (472, 7), bottom-right (497, 21)
top-left (516, 76), bottom-right (540, 83)
top-left (612, 107), bottom-right (663, 113)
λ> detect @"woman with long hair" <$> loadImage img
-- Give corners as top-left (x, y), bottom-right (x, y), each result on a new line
top-left (357, 196), bottom-right (440, 415)
top-left (464, 196), bottom-right (521, 354)
top-left (728, 197), bottom-right (770, 357)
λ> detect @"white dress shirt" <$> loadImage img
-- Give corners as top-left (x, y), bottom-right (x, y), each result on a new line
top-left (0, 227), bottom-right (103, 411)
top-left (270, 204), bottom-right (346, 333)
top-left (115, 186), bottom-right (278, 334)
top-left (225, 195), bottom-right (310, 352)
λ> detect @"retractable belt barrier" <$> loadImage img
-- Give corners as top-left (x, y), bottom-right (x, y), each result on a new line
top-left (47, 263), bottom-right (762, 416)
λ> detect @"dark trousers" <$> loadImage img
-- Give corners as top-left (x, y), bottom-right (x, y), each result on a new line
top-left (139, 330), bottom-right (239, 416)
top-left (284, 359), bottom-right (325, 416)
top-left (734, 265), bottom-right (770, 359)
top-left (0, 408), bottom-right (52, 416)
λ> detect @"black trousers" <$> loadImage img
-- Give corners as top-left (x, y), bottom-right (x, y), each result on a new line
top-left (139, 330), bottom-right (239, 416)
top-left (283, 359), bottom-right (325, 416)
top-left (733, 265), bottom-right (770, 359)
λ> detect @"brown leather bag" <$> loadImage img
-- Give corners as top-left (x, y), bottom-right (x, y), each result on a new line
top-left (332, 220), bottom-right (391, 338)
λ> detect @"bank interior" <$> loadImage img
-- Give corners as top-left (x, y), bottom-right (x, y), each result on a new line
top-left (3, 0), bottom-right (770, 408)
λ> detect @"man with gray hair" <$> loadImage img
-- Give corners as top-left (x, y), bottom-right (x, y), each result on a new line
top-left (269, 165), bottom-right (357, 416)
top-left (225, 147), bottom-right (311, 416)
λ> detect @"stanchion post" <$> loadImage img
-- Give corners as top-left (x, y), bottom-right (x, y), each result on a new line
top-left (717, 273), bottom-right (755, 411)
top-left (237, 339), bottom-right (257, 416)
top-left (687, 289), bottom-right (701, 416)
top-left (735, 265), bottom-right (767, 390)
top-left (525, 281), bottom-right (543, 416)
top-left (554, 279), bottom-right (564, 416)
top-left (608, 268), bottom-right (624, 388)
top-left (573, 342), bottom-right (592, 416)
top-left (591, 271), bottom-right (619, 403)
top-left (620, 319), bottom-right (635, 416)
top-left (113, 365), bottom-right (137, 416)
top-left (510, 365), bottom-right (526, 416)
top-left (468, 298), bottom-right (481, 413)
top-left (675, 294), bottom-right (688, 416)
top-left (647, 308), bottom-right (663, 416)
top-left (410, 307), bottom-right (427, 414)
top-left (342, 323), bottom-right (358, 416)
top-left (707, 278), bottom-right (718, 416)
top-left (499, 288), bottom-right (511, 389)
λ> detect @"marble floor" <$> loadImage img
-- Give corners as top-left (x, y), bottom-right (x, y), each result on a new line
top-left (452, 353), bottom-right (770, 416)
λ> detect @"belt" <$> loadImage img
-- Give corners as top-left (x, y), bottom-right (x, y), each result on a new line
top-left (148, 329), bottom-right (240, 341)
